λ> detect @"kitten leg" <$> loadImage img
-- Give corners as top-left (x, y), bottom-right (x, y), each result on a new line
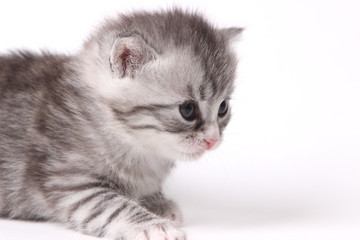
top-left (46, 181), bottom-right (185, 240)
top-left (139, 192), bottom-right (183, 225)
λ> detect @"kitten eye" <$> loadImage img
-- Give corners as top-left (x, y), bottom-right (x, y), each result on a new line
top-left (218, 100), bottom-right (228, 117)
top-left (179, 101), bottom-right (197, 121)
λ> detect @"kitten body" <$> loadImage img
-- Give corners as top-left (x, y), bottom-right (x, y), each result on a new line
top-left (0, 9), bottom-right (240, 240)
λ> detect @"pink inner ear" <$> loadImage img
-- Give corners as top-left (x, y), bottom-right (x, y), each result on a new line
top-left (111, 37), bottom-right (154, 78)
top-left (119, 47), bottom-right (131, 77)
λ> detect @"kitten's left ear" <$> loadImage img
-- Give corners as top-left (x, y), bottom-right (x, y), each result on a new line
top-left (110, 36), bottom-right (157, 78)
top-left (220, 27), bottom-right (244, 42)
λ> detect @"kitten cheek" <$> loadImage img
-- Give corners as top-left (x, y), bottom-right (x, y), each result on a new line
top-left (174, 138), bottom-right (206, 160)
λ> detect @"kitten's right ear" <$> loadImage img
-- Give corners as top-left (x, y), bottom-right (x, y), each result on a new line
top-left (110, 37), bottom-right (157, 78)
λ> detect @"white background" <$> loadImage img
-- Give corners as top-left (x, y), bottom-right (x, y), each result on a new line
top-left (0, 0), bottom-right (360, 239)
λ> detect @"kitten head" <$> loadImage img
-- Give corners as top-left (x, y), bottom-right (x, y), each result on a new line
top-left (79, 9), bottom-right (242, 160)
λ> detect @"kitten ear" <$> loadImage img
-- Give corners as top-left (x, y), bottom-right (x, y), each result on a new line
top-left (110, 37), bottom-right (156, 78)
top-left (220, 27), bottom-right (244, 42)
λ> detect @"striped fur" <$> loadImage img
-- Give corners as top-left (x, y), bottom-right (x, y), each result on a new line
top-left (0, 9), bottom-right (240, 240)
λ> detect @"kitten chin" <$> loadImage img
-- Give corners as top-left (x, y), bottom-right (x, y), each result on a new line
top-left (0, 8), bottom-right (241, 240)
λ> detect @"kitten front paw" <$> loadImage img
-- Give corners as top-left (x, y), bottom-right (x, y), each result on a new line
top-left (135, 222), bottom-right (186, 240)
top-left (161, 200), bottom-right (183, 225)
top-left (140, 195), bottom-right (183, 225)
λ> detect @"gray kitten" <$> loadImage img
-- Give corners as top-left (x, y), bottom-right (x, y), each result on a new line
top-left (0, 9), bottom-right (241, 240)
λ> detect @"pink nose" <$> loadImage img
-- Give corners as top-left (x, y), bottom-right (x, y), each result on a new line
top-left (204, 139), bottom-right (217, 149)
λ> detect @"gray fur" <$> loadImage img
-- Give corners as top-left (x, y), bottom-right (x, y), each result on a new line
top-left (0, 9), bottom-right (241, 240)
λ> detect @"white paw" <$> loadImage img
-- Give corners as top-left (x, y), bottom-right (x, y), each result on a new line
top-left (135, 222), bottom-right (186, 240)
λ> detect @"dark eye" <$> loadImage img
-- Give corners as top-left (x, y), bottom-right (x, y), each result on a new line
top-left (179, 101), bottom-right (197, 121)
top-left (218, 100), bottom-right (228, 117)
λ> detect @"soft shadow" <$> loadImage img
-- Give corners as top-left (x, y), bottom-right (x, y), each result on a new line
top-left (179, 198), bottom-right (324, 228)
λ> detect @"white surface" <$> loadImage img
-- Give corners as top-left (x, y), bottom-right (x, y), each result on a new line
top-left (1, 0), bottom-right (360, 239)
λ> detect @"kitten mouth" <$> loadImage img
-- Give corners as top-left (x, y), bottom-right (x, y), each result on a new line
top-left (178, 149), bottom-right (205, 160)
